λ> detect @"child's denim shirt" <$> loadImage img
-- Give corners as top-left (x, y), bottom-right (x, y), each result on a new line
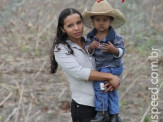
top-left (85, 26), bottom-right (125, 70)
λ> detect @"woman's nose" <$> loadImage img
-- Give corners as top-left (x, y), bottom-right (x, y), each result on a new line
top-left (74, 24), bottom-right (79, 30)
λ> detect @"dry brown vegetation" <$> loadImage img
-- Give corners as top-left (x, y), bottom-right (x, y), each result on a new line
top-left (0, 0), bottom-right (163, 122)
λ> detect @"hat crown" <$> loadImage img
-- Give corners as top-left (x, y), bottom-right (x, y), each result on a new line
top-left (82, 0), bottom-right (126, 29)
top-left (91, 0), bottom-right (113, 13)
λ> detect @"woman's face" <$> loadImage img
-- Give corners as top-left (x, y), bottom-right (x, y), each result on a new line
top-left (61, 13), bottom-right (84, 42)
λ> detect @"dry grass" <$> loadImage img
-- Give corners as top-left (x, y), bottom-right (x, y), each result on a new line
top-left (0, 0), bottom-right (163, 122)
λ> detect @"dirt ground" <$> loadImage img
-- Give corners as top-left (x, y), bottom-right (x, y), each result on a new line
top-left (0, 0), bottom-right (163, 122)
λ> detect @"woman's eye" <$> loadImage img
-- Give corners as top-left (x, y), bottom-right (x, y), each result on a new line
top-left (77, 20), bottom-right (82, 25)
top-left (67, 24), bottom-right (73, 28)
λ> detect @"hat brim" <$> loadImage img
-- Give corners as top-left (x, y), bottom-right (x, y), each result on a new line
top-left (82, 9), bottom-right (126, 29)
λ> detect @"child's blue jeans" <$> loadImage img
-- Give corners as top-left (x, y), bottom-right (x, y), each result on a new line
top-left (93, 65), bottom-right (123, 114)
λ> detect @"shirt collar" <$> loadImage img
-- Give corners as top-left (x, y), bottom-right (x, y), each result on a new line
top-left (88, 26), bottom-right (115, 41)
top-left (66, 37), bottom-right (86, 48)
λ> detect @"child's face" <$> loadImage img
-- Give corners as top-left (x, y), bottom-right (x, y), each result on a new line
top-left (92, 15), bottom-right (112, 33)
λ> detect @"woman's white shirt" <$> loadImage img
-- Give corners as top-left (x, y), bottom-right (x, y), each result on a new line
top-left (54, 39), bottom-right (96, 107)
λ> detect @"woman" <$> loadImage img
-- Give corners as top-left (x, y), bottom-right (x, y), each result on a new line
top-left (50, 8), bottom-right (120, 122)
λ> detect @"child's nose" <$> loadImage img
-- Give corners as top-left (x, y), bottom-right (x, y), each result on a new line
top-left (99, 20), bottom-right (104, 24)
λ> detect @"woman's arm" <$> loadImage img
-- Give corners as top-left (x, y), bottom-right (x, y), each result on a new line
top-left (55, 44), bottom-right (120, 90)
top-left (89, 70), bottom-right (120, 90)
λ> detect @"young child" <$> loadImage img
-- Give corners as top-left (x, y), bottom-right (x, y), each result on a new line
top-left (82, 0), bottom-right (126, 122)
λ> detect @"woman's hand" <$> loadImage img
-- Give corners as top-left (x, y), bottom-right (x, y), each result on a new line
top-left (104, 74), bottom-right (120, 92)
top-left (89, 71), bottom-right (120, 90)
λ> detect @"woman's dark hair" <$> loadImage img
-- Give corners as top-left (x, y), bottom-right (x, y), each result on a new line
top-left (50, 8), bottom-right (83, 73)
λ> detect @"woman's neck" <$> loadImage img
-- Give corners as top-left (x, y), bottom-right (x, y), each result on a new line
top-left (69, 37), bottom-right (84, 47)
top-left (75, 39), bottom-right (83, 46)
top-left (69, 37), bottom-right (86, 52)
top-left (70, 38), bottom-right (81, 45)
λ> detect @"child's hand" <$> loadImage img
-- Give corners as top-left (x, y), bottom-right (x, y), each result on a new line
top-left (104, 74), bottom-right (120, 91)
top-left (89, 40), bottom-right (100, 49)
top-left (104, 81), bottom-right (114, 92)
top-left (102, 42), bottom-right (119, 56)
top-left (102, 42), bottom-right (115, 53)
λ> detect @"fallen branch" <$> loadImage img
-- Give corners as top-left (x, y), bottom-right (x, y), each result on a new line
top-left (15, 79), bottom-right (25, 122)
top-left (57, 87), bottom-right (67, 100)
top-left (35, 16), bottom-right (56, 48)
top-left (0, 83), bottom-right (17, 89)
top-left (6, 108), bottom-right (18, 122)
top-left (2, 67), bottom-right (47, 74)
top-left (30, 93), bottom-right (39, 105)
top-left (120, 77), bottom-right (139, 101)
top-left (34, 115), bottom-right (42, 122)
top-left (25, 102), bottom-right (32, 122)
top-left (34, 60), bottom-right (47, 79)
top-left (28, 110), bottom-right (41, 121)
top-left (140, 105), bottom-right (151, 122)
top-left (0, 92), bottom-right (13, 107)
top-left (120, 59), bottom-right (148, 100)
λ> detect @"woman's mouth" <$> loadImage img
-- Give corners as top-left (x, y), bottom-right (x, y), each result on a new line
top-left (74, 32), bottom-right (82, 36)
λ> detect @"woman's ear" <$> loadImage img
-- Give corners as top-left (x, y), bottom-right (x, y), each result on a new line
top-left (60, 27), bottom-right (65, 33)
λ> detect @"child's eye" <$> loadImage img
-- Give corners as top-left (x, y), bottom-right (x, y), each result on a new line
top-left (95, 19), bottom-right (100, 22)
top-left (104, 19), bottom-right (109, 21)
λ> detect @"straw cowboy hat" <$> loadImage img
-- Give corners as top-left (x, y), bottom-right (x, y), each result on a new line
top-left (82, 0), bottom-right (126, 29)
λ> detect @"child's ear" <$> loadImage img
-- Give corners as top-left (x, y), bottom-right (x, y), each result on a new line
top-left (109, 16), bottom-right (114, 23)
